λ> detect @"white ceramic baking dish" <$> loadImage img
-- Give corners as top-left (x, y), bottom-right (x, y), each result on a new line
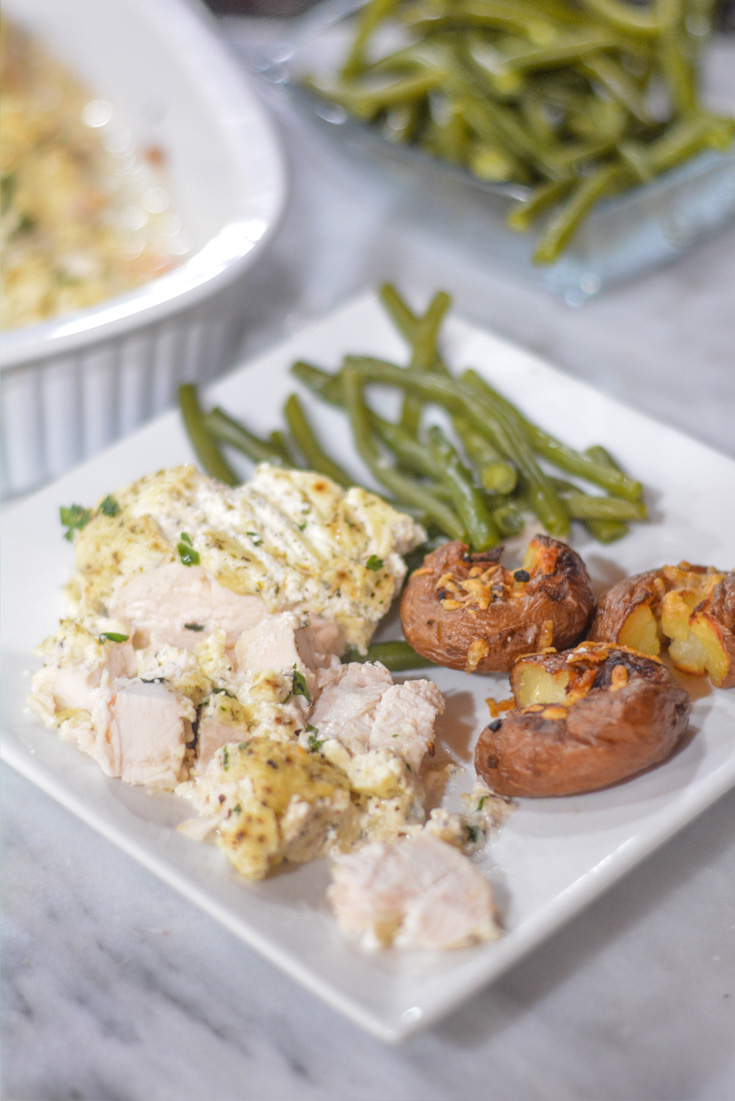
top-left (0, 0), bottom-right (287, 499)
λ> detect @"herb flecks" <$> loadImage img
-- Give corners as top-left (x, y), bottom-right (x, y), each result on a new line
top-left (60, 504), bottom-right (92, 541)
top-left (184, 622), bottom-right (205, 632)
top-left (177, 532), bottom-right (200, 567)
top-left (292, 666), bottom-right (311, 702)
top-left (366, 555), bottom-right (384, 571)
top-left (98, 631), bottom-right (129, 644)
top-left (99, 495), bottom-right (120, 517)
top-left (305, 723), bottom-right (324, 752)
top-left (246, 531), bottom-right (263, 547)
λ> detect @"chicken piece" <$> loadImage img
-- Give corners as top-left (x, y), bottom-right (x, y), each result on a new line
top-left (71, 464), bottom-right (425, 652)
top-left (195, 691), bottom-right (253, 769)
top-left (233, 610), bottom-right (339, 683)
top-left (369, 680), bottom-right (445, 772)
top-left (201, 737), bottom-right (355, 879)
top-left (29, 619), bottom-right (136, 725)
top-left (108, 562), bottom-right (268, 650)
top-left (91, 678), bottom-right (194, 789)
top-left (328, 833), bottom-right (500, 949)
top-left (310, 662), bottom-right (395, 755)
top-left (310, 663), bottom-right (444, 771)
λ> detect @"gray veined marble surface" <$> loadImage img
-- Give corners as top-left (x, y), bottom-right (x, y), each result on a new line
top-left (2, 15), bottom-right (735, 1101)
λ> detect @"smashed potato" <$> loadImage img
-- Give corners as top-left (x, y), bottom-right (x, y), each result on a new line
top-left (475, 642), bottom-right (691, 797)
top-left (589, 563), bottom-right (735, 688)
top-left (400, 535), bottom-right (594, 674)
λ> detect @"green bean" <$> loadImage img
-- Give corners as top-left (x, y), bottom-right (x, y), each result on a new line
top-left (342, 367), bottom-right (467, 540)
top-left (577, 444), bottom-right (634, 541)
top-left (427, 425), bottom-right (500, 549)
top-left (371, 416), bottom-right (449, 496)
top-left (343, 355), bottom-right (570, 537)
top-left (379, 283), bottom-right (447, 370)
top-left (647, 111), bottom-right (735, 174)
top-left (268, 429), bottom-right (298, 465)
top-left (562, 492), bottom-right (647, 522)
top-left (507, 178), bottom-right (573, 230)
top-left (343, 639), bottom-right (436, 671)
top-left (581, 518), bottom-right (630, 543)
top-left (657, 0), bottom-right (698, 115)
top-left (584, 443), bottom-right (624, 469)
top-left (452, 413), bottom-right (518, 493)
top-left (461, 368), bottom-right (644, 501)
top-left (579, 53), bottom-right (653, 124)
top-left (499, 30), bottom-right (623, 74)
top-left (460, 93), bottom-right (569, 182)
top-left (178, 385), bottom-right (240, 486)
top-left (304, 68), bottom-right (448, 121)
top-left (577, 0), bottom-right (666, 37)
top-left (283, 393), bottom-right (353, 488)
top-left (205, 407), bottom-right (290, 467)
top-left (291, 360), bottom-right (343, 404)
top-left (340, 0), bottom-right (402, 79)
top-left (378, 285), bottom-right (517, 491)
top-left (401, 290), bottom-right (452, 432)
top-left (533, 160), bottom-right (627, 263)
top-left (492, 500), bottom-right (527, 536)
top-left (403, 0), bottom-right (555, 41)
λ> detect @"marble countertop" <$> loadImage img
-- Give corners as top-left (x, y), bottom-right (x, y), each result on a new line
top-left (3, 14), bottom-right (735, 1101)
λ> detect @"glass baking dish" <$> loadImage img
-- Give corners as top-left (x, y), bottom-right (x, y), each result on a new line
top-left (256, 0), bottom-right (735, 305)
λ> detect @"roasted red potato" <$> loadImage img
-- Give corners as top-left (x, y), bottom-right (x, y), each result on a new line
top-left (589, 563), bottom-right (735, 688)
top-left (474, 642), bottom-right (691, 797)
top-left (400, 535), bottom-right (595, 674)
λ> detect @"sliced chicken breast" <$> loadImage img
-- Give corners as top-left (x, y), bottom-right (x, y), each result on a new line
top-left (369, 680), bottom-right (445, 772)
top-left (328, 833), bottom-right (500, 950)
top-left (109, 562), bottom-right (268, 650)
top-left (92, 678), bottom-right (194, 789)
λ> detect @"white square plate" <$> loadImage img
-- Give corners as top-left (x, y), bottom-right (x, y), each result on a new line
top-left (3, 291), bottom-right (734, 1042)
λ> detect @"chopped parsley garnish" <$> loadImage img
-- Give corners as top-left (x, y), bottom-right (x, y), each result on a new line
top-left (366, 555), bottom-right (384, 571)
top-left (98, 632), bottom-right (129, 644)
top-left (292, 666), bottom-right (311, 702)
top-left (465, 824), bottom-right (479, 844)
top-left (177, 533), bottom-right (200, 566)
top-left (99, 495), bottom-right (120, 517)
top-left (14, 213), bottom-right (37, 237)
top-left (211, 687), bottom-right (236, 700)
top-left (307, 726), bottom-right (325, 752)
top-left (222, 746), bottom-right (230, 771)
top-left (298, 521), bottom-right (307, 532)
top-left (184, 622), bottom-right (205, 632)
top-left (232, 803), bottom-right (242, 814)
top-left (1, 173), bottom-right (16, 215)
top-left (60, 504), bottom-right (92, 541)
top-left (476, 796), bottom-right (487, 812)
top-left (247, 531), bottom-right (263, 546)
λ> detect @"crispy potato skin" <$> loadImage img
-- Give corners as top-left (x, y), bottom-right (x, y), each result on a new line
top-left (587, 569), bottom-right (662, 644)
top-left (693, 574), bottom-right (735, 688)
top-left (400, 535), bottom-right (595, 674)
top-left (475, 645), bottom-right (691, 797)
top-left (590, 565), bottom-right (735, 688)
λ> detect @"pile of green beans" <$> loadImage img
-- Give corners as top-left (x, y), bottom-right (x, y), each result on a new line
top-left (302, 0), bottom-right (734, 261)
top-left (178, 284), bottom-right (647, 554)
